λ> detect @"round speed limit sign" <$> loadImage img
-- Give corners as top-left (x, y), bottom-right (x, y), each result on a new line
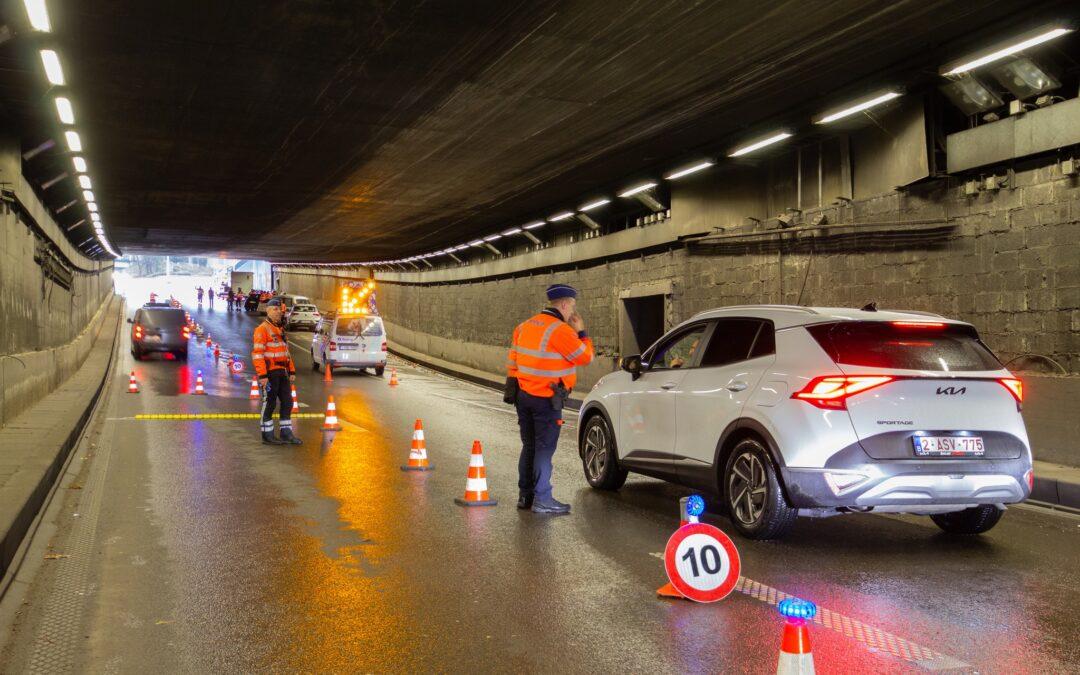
top-left (230, 359), bottom-right (244, 374)
top-left (664, 523), bottom-right (741, 603)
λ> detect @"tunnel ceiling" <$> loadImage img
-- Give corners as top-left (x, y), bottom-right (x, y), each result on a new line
top-left (0, 0), bottom-right (1074, 261)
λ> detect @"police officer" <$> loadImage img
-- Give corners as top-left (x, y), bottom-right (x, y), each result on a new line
top-left (505, 284), bottom-right (594, 514)
top-left (253, 299), bottom-right (301, 445)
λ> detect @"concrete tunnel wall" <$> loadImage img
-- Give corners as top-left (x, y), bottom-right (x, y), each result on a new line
top-left (275, 152), bottom-right (1080, 468)
top-left (0, 137), bottom-right (115, 426)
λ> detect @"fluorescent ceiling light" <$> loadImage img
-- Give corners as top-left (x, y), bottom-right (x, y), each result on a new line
top-left (82, 189), bottom-right (95, 201)
top-left (618, 182), bottom-right (657, 198)
top-left (454, 244), bottom-right (470, 251)
top-left (548, 211), bottom-right (574, 222)
top-left (72, 156), bottom-right (87, 172)
top-left (468, 239), bottom-right (484, 246)
top-left (815, 91), bottom-right (902, 124)
top-left (728, 132), bottom-right (792, 157)
top-left (483, 234), bottom-right (502, 241)
top-left (24, 0), bottom-right (50, 31)
top-left (55, 97), bottom-right (74, 124)
top-left (942, 27), bottom-right (1073, 76)
top-left (87, 202), bottom-right (98, 212)
top-left (664, 161), bottom-right (714, 180)
top-left (40, 50), bottom-right (64, 85)
top-left (523, 221), bottom-right (545, 230)
top-left (64, 130), bottom-right (81, 151)
top-left (501, 227), bottom-right (523, 235)
top-left (579, 198), bottom-right (610, 211)
top-left (90, 212), bottom-right (101, 222)
top-left (78, 175), bottom-right (91, 189)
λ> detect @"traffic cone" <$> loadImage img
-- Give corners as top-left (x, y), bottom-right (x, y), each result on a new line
top-left (454, 440), bottom-right (497, 506)
top-left (324, 361), bottom-right (333, 382)
top-left (321, 395), bottom-right (342, 432)
top-left (657, 495), bottom-right (705, 599)
top-left (249, 377), bottom-right (261, 399)
top-left (127, 371), bottom-right (139, 393)
top-left (291, 384), bottom-right (299, 412)
top-left (776, 599), bottom-right (817, 674)
top-left (388, 367), bottom-right (399, 386)
top-left (193, 370), bottom-right (207, 395)
top-left (400, 419), bottom-right (433, 471)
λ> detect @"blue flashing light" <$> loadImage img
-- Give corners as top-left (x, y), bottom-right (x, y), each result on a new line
top-left (778, 598), bottom-right (817, 620)
top-left (686, 494), bottom-right (706, 517)
top-left (197, 369), bottom-right (202, 376)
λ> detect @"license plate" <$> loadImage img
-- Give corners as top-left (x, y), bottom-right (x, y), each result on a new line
top-left (338, 343), bottom-right (356, 350)
top-left (913, 436), bottom-right (985, 456)
top-left (144, 335), bottom-right (162, 343)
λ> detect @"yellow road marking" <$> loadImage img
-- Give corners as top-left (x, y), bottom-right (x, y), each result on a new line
top-left (134, 413), bottom-right (325, 420)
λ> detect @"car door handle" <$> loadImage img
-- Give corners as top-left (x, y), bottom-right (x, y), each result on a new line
top-left (661, 382), bottom-right (678, 390)
top-left (726, 381), bottom-right (748, 392)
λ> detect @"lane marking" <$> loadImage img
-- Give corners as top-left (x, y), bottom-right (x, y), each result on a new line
top-left (132, 413), bottom-right (325, 419)
top-left (647, 551), bottom-right (968, 670)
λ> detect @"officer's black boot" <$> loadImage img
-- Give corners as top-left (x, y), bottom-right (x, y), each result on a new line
top-left (517, 493), bottom-right (533, 510)
top-left (261, 431), bottom-right (284, 445)
top-left (278, 427), bottom-right (303, 445)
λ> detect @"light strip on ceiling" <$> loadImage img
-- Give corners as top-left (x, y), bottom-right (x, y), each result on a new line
top-left (40, 49), bottom-right (64, 85)
top-left (942, 27), bottom-right (1073, 76)
top-left (579, 198), bottom-right (610, 211)
top-left (618, 182), bottom-right (657, 198)
top-left (24, 0), bottom-right (50, 31)
top-left (664, 161), bottom-right (713, 180)
top-left (54, 96), bottom-right (74, 124)
top-left (815, 91), bottom-right (902, 124)
top-left (728, 132), bottom-right (792, 157)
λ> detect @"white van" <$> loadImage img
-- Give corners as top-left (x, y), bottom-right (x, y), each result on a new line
top-left (311, 312), bottom-right (388, 376)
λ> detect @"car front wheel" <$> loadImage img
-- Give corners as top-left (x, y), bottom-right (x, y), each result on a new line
top-left (930, 505), bottom-right (1003, 535)
top-left (723, 438), bottom-right (797, 539)
top-left (581, 414), bottom-right (628, 490)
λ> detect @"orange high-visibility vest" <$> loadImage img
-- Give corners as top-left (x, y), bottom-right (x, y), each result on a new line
top-left (507, 311), bottom-right (594, 398)
top-left (252, 320), bottom-right (295, 377)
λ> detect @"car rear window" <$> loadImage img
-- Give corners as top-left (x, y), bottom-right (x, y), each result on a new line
top-left (140, 309), bottom-right (186, 328)
top-left (806, 321), bottom-right (1002, 371)
top-left (294, 305), bottom-right (317, 312)
top-left (335, 317), bottom-right (382, 337)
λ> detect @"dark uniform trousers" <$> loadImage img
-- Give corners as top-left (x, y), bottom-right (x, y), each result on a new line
top-left (515, 390), bottom-right (563, 502)
top-left (260, 369), bottom-right (294, 433)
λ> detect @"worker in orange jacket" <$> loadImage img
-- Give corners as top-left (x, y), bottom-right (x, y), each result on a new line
top-left (253, 298), bottom-right (300, 445)
top-left (505, 284), bottom-right (593, 514)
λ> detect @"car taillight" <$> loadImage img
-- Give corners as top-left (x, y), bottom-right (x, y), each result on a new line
top-left (998, 377), bottom-right (1023, 409)
top-left (792, 375), bottom-right (894, 410)
top-left (134, 324), bottom-right (144, 339)
top-left (381, 341), bottom-right (387, 352)
top-left (1023, 468), bottom-right (1034, 493)
top-left (182, 325), bottom-right (191, 339)
top-left (891, 321), bottom-right (945, 329)
top-left (328, 341), bottom-right (337, 351)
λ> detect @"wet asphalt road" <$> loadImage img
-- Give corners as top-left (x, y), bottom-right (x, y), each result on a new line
top-left (2, 304), bottom-right (1079, 673)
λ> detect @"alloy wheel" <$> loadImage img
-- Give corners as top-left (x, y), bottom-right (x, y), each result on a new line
top-left (728, 451), bottom-right (768, 525)
top-left (583, 423), bottom-right (608, 481)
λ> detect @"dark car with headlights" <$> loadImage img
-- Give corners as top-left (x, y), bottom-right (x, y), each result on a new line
top-left (129, 306), bottom-right (189, 360)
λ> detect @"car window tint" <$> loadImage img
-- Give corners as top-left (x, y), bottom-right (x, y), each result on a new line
top-left (649, 325), bottom-right (707, 370)
top-left (295, 305), bottom-right (317, 312)
top-left (699, 319), bottom-right (766, 367)
top-left (806, 321), bottom-right (1002, 371)
top-left (749, 323), bottom-right (776, 359)
top-left (141, 309), bottom-right (186, 328)
top-left (335, 317), bottom-right (381, 337)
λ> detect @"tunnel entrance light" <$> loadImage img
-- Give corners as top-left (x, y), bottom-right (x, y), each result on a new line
top-left (579, 198), bottom-right (610, 212)
top-left (40, 50), bottom-right (64, 85)
top-left (548, 211), bottom-right (574, 222)
top-left (55, 97), bottom-right (75, 125)
top-left (664, 161), bottom-right (714, 180)
top-left (24, 0), bottom-right (51, 31)
top-left (618, 182), bottom-right (657, 198)
top-left (941, 26), bottom-right (1073, 76)
top-left (64, 130), bottom-right (81, 151)
top-left (814, 91), bottom-right (902, 124)
top-left (728, 132), bottom-right (792, 157)
top-left (72, 156), bottom-right (87, 172)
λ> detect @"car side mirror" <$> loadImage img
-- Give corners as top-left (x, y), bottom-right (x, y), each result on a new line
top-left (622, 355), bottom-right (643, 381)
top-left (126, 318), bottom-right (133, 324)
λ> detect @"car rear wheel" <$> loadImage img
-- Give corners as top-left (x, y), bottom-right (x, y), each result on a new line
top-left (176, 350), bottom-right (188, 361)
top-left (311, 349), bottom-right (320, 371)
top-left (930, 505), bottom-right (1003, 535)
top-left (723, 438), bottom-right (797, 539)
top-left (581, 414), bottom-right (628, 490)
top-left (374, 365), bottom-right (385, 377)
top-left (132, 345), bottom-right (143, 360)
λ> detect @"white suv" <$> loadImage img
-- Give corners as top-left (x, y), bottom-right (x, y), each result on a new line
top-left (578, 305), bottom-right (1032, 539)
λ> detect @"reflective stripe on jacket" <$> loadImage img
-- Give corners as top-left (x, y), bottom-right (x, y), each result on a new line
top-left (507, 311), bottom-right (593, 397)
top-left (253, 320), bottom-right (295, 377)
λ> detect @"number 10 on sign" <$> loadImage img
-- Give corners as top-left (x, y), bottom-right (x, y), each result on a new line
top-left (664, 523), bottom-right (741, 603)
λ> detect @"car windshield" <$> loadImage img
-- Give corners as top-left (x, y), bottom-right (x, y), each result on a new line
top-left (140, 309), bottom-right (186, 328)
top-left (335, 317), bottom-right (382, 337)
top-left (807, 321), bottom-right (1002, 371)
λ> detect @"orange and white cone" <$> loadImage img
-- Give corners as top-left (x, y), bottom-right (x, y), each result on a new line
top-left (657, 495), bottom-right (704, 599)
top-left (193, 370), bottom-right (207, 395)
top-left (127, 371), bottom-right (139, 394)
top-left (324, 361), bottom-right (333, 382)
top-left (321, 395), bottom-right (342, 432)
top-left (454, 440), bottom-right (497, 506)
top-left (776, 599), bottom-right (816, 675)
top-left (388, 367), bottom-right (399, 386)
top-left (400, 419), bottom-right (433, 471)
top-left (291, 384), bottom-right (299, 412)
top-left (249, 377), bottom-right (261, 399)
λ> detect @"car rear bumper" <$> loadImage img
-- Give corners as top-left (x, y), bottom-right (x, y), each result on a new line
top-left (135, 339), bottom-right (187, 353)
top-left (329, 355), bottom-right (387, 368)
top-left (781, 455), bottom-right (1032, 509)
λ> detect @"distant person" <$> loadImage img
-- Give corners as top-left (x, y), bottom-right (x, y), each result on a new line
top-left (207, 286), bottom-right (214, 309)
top-left (196, 286), bottom-right (204, 305)
top-left (252, 299), bottom-right (300, 445)
top-left (505, 284), bottom-right (593, 514)
top-left (225, 285), bottom-right (234, 311)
